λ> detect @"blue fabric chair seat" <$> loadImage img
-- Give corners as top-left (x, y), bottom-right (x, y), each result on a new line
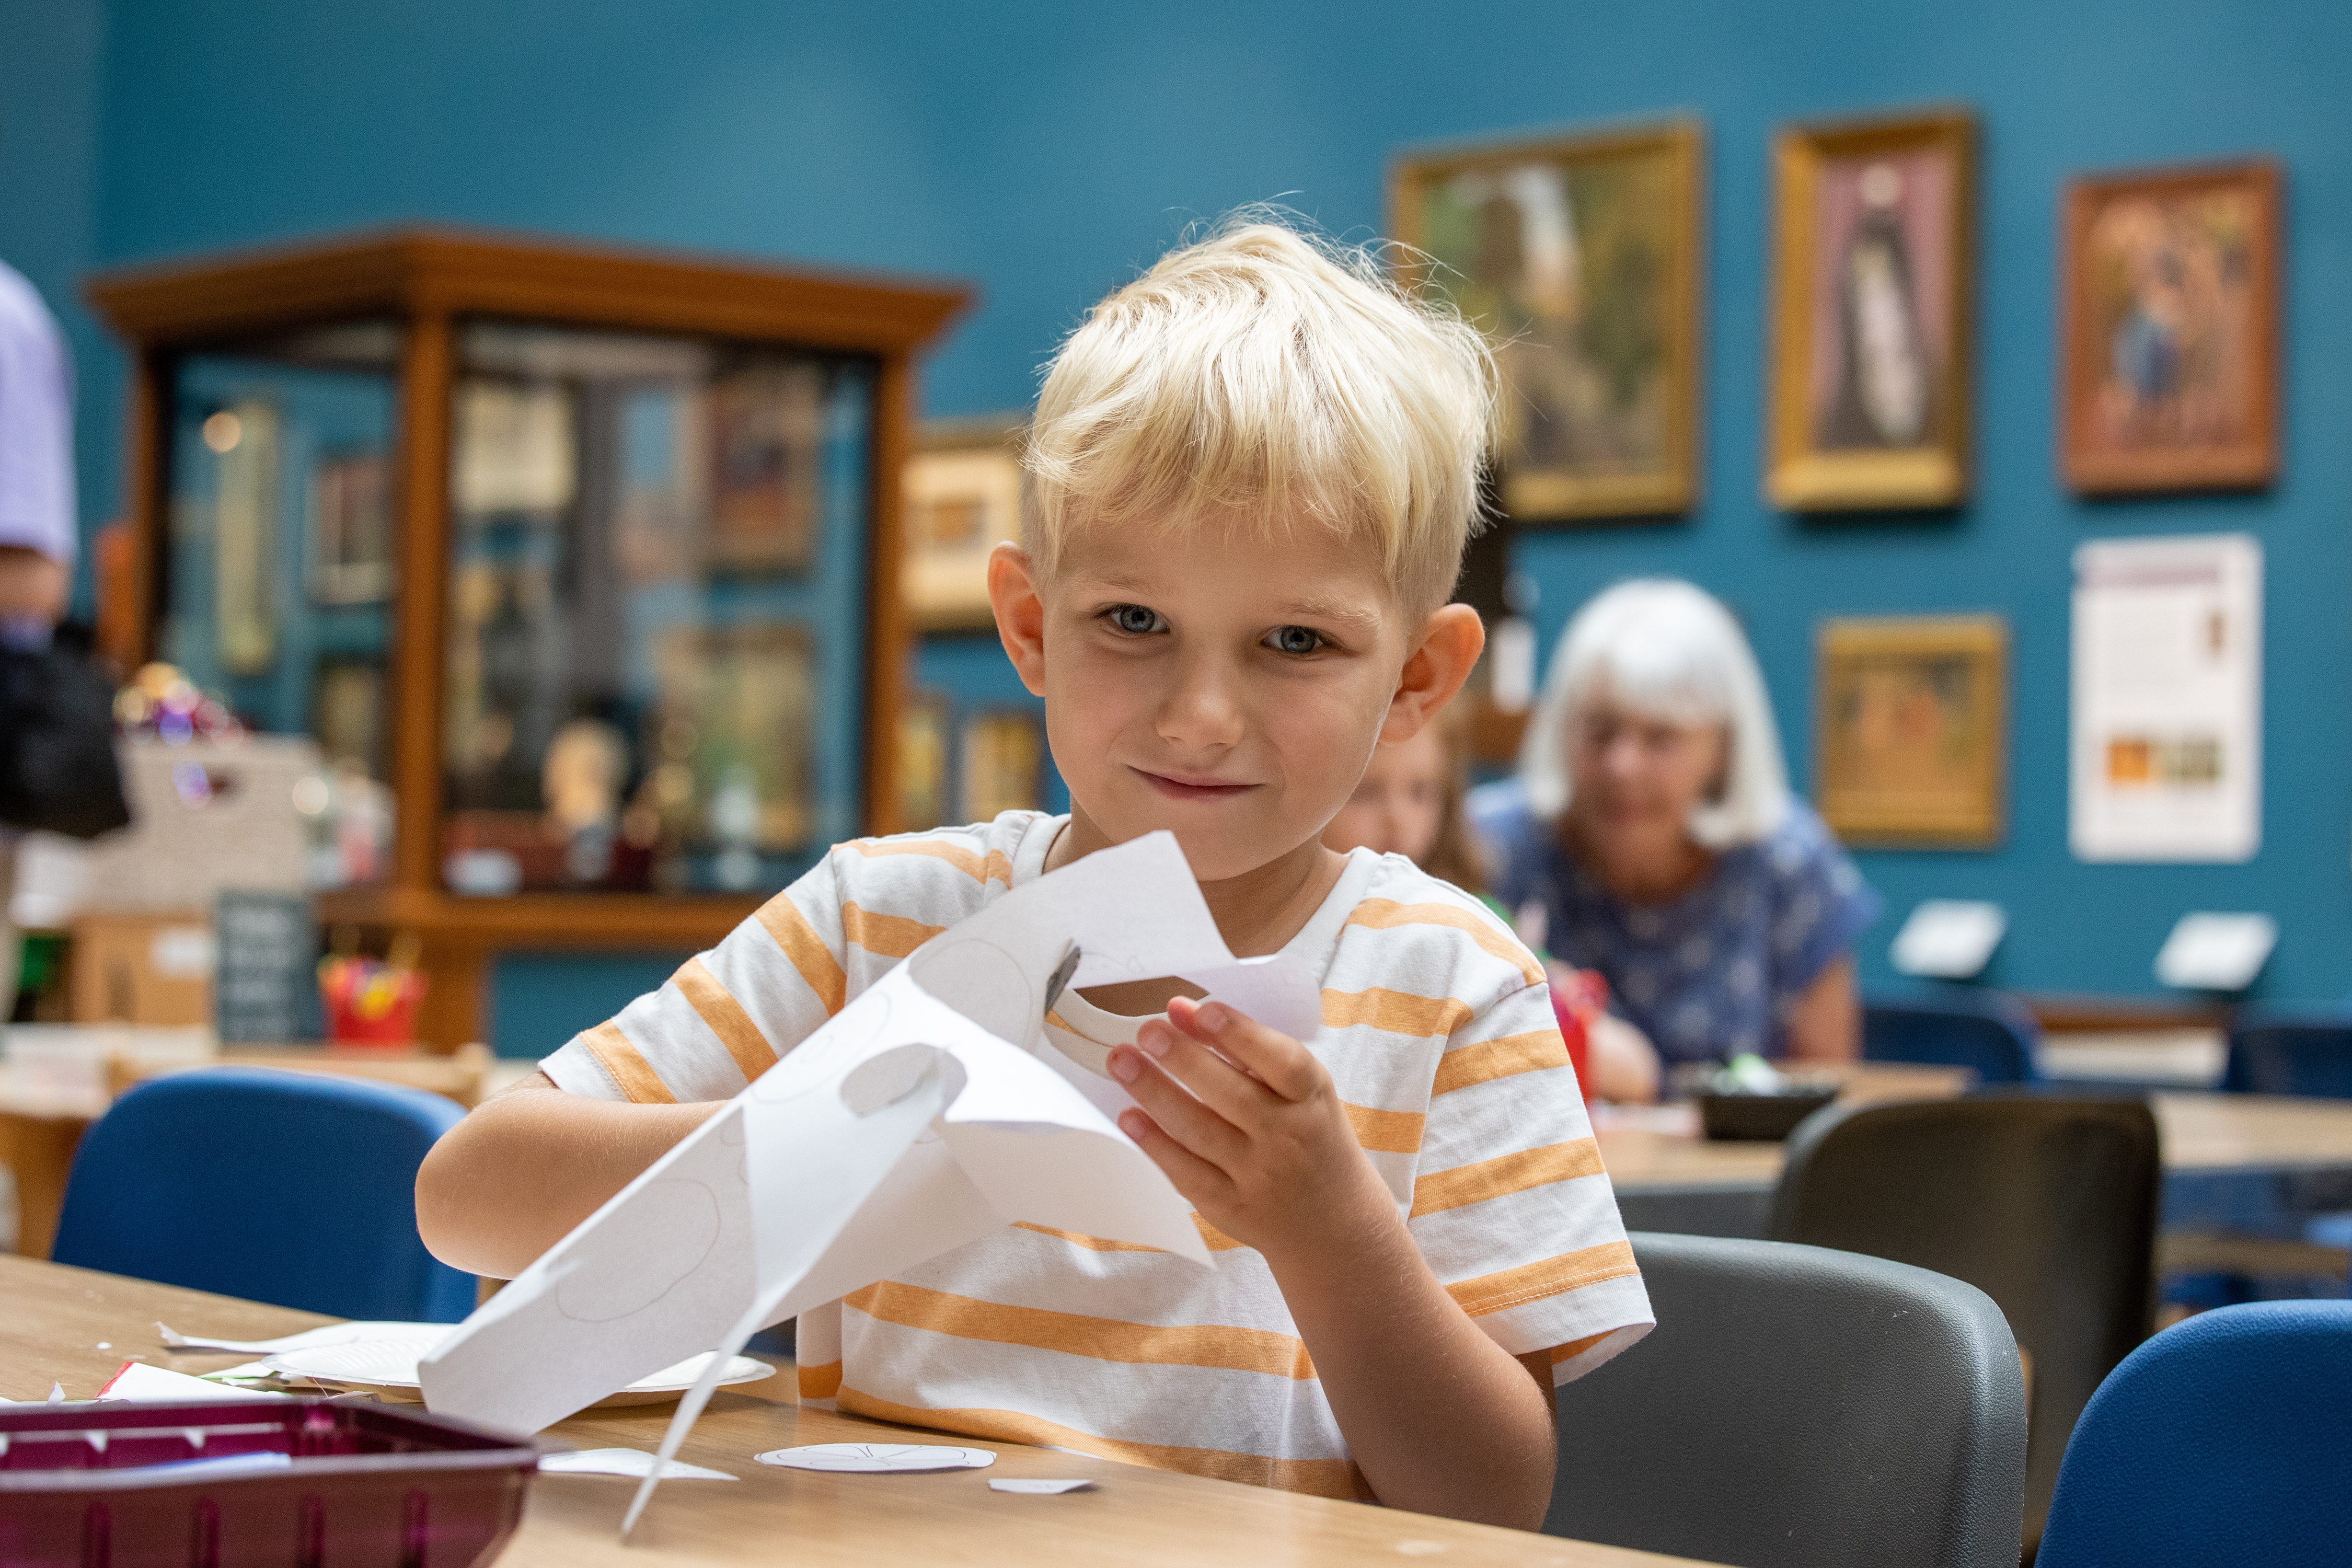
top-left (2222, 1011), bottom-right (2352, 1098)
top-left (2037, 1300), bottom-right (2352, 1566)
top-left (51, 1066), bottom-right (476, 1322)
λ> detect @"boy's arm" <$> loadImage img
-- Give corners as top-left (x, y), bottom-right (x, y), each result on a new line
top-left (1109, 998), bottom-right (1559, 1530)
top-left (415, 1075), bottom-right (725, 1280)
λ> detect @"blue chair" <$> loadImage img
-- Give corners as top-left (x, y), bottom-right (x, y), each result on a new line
top-left (1863, 990), bottom-right (2042, 1083)
top-left (52, 1066), bottom-right (475, 1322)
top-left (2221, 1011), bottom-right (2352, 1097)
top-left (2036, 1300), bottom-right (2352, 1567)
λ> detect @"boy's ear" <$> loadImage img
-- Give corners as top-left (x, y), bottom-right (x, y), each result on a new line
top-left (1380, 603), bottom-right (1485, 744)
top-left (987, 543), bottom-right (1050, 698)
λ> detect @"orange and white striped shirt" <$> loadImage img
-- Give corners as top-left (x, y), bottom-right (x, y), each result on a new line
top-left (540, 812), bottom-right (1653, 1499)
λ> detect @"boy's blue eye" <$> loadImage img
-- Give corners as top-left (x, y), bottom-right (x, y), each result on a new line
top-left (1268, 625), bottom-right (1326, 656)
top-left (1107, 605), bottom-right (1163, 635)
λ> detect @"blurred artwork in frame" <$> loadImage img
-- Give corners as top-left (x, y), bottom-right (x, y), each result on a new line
top-left (309, 451), bottom-right (395, 605)
top-left (904, 415), bottom-right (1025, 631)
top-left (959, 709), bottom-right (1044, 824)
top-left (1816, 615), bottom-right (2006, 848)
top-left (1768, 108), bottom-right (1975, 512)
top-left (651, 622), bottom-right (817, 887)
top-left (705, 360), bottom-right (824, 574)
top-left (1390, 120), bottom-right (1703, 522)
top-left (898, 688), bottom-right (953, 833)
top-left (2061, 159), bottom-right (2280, 494)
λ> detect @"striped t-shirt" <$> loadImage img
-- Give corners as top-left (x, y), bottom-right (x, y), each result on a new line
top-left (540, 812), bottom-right (1653, 1498)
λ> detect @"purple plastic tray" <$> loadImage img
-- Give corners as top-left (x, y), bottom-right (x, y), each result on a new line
top-left (0, 1398), bottom-right (543, 1568)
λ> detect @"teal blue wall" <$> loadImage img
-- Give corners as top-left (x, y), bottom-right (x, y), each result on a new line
top-left (7, 0), bottom-right (2350, 1013)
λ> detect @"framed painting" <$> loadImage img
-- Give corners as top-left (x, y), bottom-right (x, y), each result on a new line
top-left (1390, 119), bottom-right (1704, 522)
top-left (1768, 108), bottom-right (1975, 512)
top-left (904, 415), bottom-right (1025, 631)
top-left (2060, 159), bottom-right (2280, 494)
top-left (309, 450), bottom-right (395, 605)
top-left (652, 622), bottom-right (818, 874)
top-left (1816, 614), bottom-right (2006, 847)
top-left (898, 687), bottom-right (953, 832)
top-left (958, 708), bottom-right (1044, 824)
top-left (705, 360), bottom-right (824, 574)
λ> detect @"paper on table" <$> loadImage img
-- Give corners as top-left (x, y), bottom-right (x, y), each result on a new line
top-left (99, 1361), bottom-right (291, 1402)
top-left (989, 1478), bottom-right (1096, 1494)
top-left (157, 1320), bottom-right (448, 1355)
top-left (540, 1448), bottom-right (738, 1481)
top-left (413, 833), bottom-right (1316, 1539)
top-left (757, 1444), bottom-right (996, 1473)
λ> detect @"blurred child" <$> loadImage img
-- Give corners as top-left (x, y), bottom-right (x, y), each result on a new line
top-left (1323, 716), bottom-right (1660, 1104)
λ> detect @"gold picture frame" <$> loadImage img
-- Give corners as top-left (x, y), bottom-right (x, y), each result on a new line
top-left (904, 414), bottom-right (1025, 631)
top-left (1390, 119), bottom-right (1705, 522)
top-left (2060, 158), bottom-right (2281, 495)
top-left (1768, 107), bottom-right (1975, 512)
top-left (958, 708), bottom-right (1045, 824)
top-left (1816, 614), bottom-right (2006, 847)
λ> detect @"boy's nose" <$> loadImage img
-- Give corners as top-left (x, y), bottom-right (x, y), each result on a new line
top-left (1155, 657), bottom-right (1248, 751)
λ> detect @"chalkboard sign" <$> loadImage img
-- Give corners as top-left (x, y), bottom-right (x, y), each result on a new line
top-left (213, 890), bottom-right (320, 1044)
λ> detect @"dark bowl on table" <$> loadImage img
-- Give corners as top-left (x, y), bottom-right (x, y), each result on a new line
top-left (1697, 1087), bottom-right (1840, 1142)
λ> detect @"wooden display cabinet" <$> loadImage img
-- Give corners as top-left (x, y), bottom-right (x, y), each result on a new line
top-left (88, 229), bottom-right (969, 1047)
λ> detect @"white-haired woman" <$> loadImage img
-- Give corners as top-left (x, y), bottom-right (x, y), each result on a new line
top-left (1470, 580), bottom-right (1879, 1070)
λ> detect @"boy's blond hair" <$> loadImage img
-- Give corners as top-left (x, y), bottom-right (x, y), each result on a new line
top-left (1023, 214), bottom-right (1497, 617)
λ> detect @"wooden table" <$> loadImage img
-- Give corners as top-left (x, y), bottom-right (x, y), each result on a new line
top-left (1600, 1092), bottom-right (2352, 1194)
top-left (0, 1255), bottom-right (1713, 1568)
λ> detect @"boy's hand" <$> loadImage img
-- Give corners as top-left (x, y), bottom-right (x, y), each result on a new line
top-left (1108, 997), bottom-right (1397, 1261)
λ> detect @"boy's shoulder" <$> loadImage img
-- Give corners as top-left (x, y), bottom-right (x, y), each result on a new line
top-left (1322, 852), bottom-right (1545, 1018)
top-left (817, 811), bottom-right (1065, 905)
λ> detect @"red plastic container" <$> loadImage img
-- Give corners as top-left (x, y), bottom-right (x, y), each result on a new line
top-left (0, 1398), bottom-right (542, 1568)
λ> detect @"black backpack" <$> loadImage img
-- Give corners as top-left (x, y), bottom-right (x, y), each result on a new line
top-left (0, 625), bottom-right (132, 839)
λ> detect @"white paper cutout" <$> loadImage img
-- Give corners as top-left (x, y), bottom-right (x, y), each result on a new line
top-left (157, 1320), bottom-right (446, 1355)
top-left (412, 833), bottom-right (1318, 1539)
top-left (540, 1448), bottom-right (738, 1481)
top-left (989, 1477), bottom-right (1096, 1493)
top-left (98, 1361), bottom-right (290, 1402)
top-left (757, 1443), bottom-right (996, 1473)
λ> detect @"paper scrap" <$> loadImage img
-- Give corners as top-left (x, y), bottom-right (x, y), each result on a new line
top-left (757, 1444), bottom-right (996, 1473)
top-left (411, 833), bottom-right (1318, 1541)
top-left (540, 1448), bottom-right (739, 1481)
top-left (988, 1477), bottom-right (1096, 1493)
top-left (158, 1320), bottom-right (446, 1355)
top-left (100, 1361), bottom-right (290, 1402)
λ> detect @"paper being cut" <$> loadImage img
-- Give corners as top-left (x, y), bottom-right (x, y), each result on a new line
top-left (414, 832), bottom-right (1318, 1535)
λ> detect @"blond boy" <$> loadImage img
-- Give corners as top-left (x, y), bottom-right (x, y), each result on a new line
top-left (418, 218), bottom-right (1651, 1528)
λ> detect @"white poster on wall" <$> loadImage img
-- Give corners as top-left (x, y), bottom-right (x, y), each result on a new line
top-left (2070, 533), bottom-right (2262, 862)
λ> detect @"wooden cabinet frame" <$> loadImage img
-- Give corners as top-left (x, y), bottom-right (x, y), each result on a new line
top-left (89, 228), bottom-right (970, 1046)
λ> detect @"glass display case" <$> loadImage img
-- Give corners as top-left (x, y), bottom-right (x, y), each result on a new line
top-left (91, 229), bottom-right (968, 1044)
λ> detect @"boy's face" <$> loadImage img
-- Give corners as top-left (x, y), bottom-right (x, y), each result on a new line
top-left (991, 520), bottom-right (1476, 883)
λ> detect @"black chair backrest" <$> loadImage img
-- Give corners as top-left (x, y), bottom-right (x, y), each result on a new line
top-left (2222, 1013), bottom-right (2352, 1098)
top-left (1549, 1232), bottom-right (2027, 1568)
top-left (1863, 991), bottom-right (2041, 1083)
top-left (1767, 1095), bottom-right (2159, 1555)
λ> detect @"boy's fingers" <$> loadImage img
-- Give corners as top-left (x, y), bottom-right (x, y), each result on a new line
top-left (1111, 1047), bottom-right (1245, 1168)
top-left (1137, 1020), bottom-right (1273, 1126)
top-left (1116, 1106), bottom-right (1230, 1203)
top-left (1168, 998), bottom-right (1321, 1103)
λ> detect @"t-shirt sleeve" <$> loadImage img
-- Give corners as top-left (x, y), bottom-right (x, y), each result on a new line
top-left (1766, 809), bottom-right (1883, 1010)
top-left (1410, 972), bottom-right (1655, 1386)
top-left (539, 850), bottom-right (852, 1103)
